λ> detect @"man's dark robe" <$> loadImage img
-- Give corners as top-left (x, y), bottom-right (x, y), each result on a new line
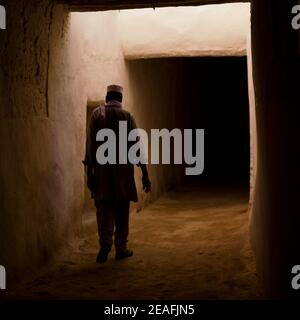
top-left (84, 100), bottom-right (138, 203)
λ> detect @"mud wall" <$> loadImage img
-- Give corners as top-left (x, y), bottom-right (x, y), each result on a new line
top-left (250, 0), bottom-right (300, 297)
top-left (0, 0), bottom-right (72, 280)
top-left (0, 3), bottom-right (131, 280)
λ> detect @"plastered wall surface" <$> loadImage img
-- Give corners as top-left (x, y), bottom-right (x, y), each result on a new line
top-left (119, 4), bottom-right (250, 59)
top-left (0, 0), bottom-right (69, 279)
top-left (0, 4), bottom-right (131, 279)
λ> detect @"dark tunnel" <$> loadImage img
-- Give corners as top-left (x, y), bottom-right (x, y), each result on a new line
top-left (126, 57), bottom-right (250, 189)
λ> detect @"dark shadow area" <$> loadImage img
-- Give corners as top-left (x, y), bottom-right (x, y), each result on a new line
top-left (127, 57), bottom-right (250, 189)
top-left (183, 57), bottom-right (250, 187)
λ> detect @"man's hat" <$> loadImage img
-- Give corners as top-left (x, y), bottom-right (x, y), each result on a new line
top-left (107, 84), bottom-right (123, 94)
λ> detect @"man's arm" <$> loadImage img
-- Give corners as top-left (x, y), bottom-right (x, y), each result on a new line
top-left (83, 111), bottom-right (97, 193)
top-left (130, 114), bottom-right (151, 193)
top-left (140, 164), bottom-right (151, 193)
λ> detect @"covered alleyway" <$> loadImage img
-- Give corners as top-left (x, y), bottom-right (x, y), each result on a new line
top-left (1, 0), bottom-right (299, 299)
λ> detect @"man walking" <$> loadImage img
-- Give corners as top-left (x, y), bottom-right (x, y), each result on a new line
top-left (84, 85), bottom-right (151, 263)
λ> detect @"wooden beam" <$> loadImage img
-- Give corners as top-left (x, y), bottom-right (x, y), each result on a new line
top-left (57, 0), bottom-right (249, 12)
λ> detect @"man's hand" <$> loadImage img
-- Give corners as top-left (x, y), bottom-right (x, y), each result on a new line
top-left (139, 164), bottom-right (151, 193)
top-left (86, 166), bottom-right (96, 193)
top-left (142, 175), bottom-right (151, 193)
top-left (87, 174), bottom-right (96, 192)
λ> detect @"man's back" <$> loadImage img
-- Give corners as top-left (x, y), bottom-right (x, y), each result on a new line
top-left (86, 100), bottom-right (138, 202)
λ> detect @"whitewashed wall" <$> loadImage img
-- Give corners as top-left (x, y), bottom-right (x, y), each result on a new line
top-left (119, 3), bottom-right (250, 59)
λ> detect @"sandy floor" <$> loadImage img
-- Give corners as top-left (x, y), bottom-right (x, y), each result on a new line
top-left (4, 183), bottom-right (263, 300)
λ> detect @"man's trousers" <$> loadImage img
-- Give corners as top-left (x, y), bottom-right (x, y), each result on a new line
top-left (95, 199), bottom-right (130, 252)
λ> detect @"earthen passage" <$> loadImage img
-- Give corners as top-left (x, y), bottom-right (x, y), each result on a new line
top-left (1, 0), bottom-right (299, 299)
top-left (0, 3), bottom-right (253, 298)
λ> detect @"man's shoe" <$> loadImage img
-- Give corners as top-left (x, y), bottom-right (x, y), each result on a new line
top-left (96, 247), bottom-right (111, 263)
top-left (115, 249), bottom-right (133, 260)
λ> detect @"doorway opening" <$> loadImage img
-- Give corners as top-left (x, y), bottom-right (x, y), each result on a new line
top-left (183, 56), bottom-right (250, 188)
top-left (125, 55), bottom-right (250, 201)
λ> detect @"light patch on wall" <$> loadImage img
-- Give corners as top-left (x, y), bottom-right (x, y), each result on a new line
top-left (118, 3), bottom-right (251, 59)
